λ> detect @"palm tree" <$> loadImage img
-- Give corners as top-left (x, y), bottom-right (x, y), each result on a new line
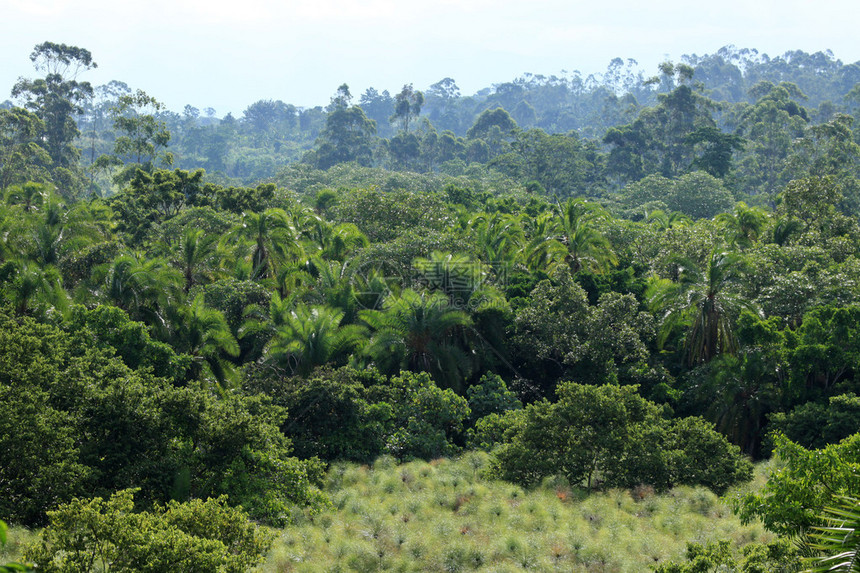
top-left (4, 181), bottom-right (50, 212)
top-left (716, 202), bottom-right (769, 249)
top-left (31, 200), bottom-right (104, 268)
top-left (270, 261), bottom-right (314, 301)
top-left (265, 304), bottom-right (364, 376)
top-left (299, 214), bottom-right (369, 261)
top-left (170, 228), bottom-right (219, 293)
top-left (226, 208), bottom-right (301, 279)
top-left (3, 260), bottom-right (68, 316)
top-left (94, 255), bottom-right (140, 311)
top-left (175, 294), bottom-right (240, 386)
top-left (322, 223), bottom-right (369, 260)
top-left (523, 212), bottom-right (566, 272)
top-left (33, 218), bottom-right (64, 267)
top-left (540, 199), bottom-right (617, 274)
top-left (805, 497), bottom-right (860, 572)
top-left (645, 209), bottom-right (691, 231)
top-left (242, 289), bottom-right (294, 332)
top-left (469, 212), bottom-right (524, 273)
top-left (648, 250), bottom-right (757, 365)
top-left (359, 289), bottom-right (473, 390)
top-left (412, 251), bottom-right (506, 314)
top-left (93, 254), bottom-right (182, 328)
top-left (414, 251), bottom-right (481, 305)
top-left (238, 289), bottom-right (295, 359)
top-left (772, 217), bottom-right (803, 246)
top-left (306, 257), bottom-right (361, 322)
top-left (293, 208), bottom-right (327, 257)
top-left (692, 353), bottom-right (781, 457)
top-left (352, 264), bottom-right (393, 312)
top-left (4, 195), bottom-right (106, 269)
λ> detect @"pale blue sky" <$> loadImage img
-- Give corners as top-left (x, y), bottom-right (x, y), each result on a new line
top-left (2, 0), bottom-right (858, 116)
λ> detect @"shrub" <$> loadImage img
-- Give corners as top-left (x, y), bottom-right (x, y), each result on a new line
top-left (24, 489), bottom-right (275, 573)
top-left (737, 433), bottom-right (860, 537)
top-left (653, 539), bottom-right (799, 572)
top-left (0, 309), bottom-right (326, 527)
top-left (466, 372), bottom-right (521, 422)
top-left (490, 382), bottom-right (751, 493)
top-left (244, 366), bottom-right (392, 463)
top-left (666, 416), bottom-right (753, 494)
top-left (767, 393), bottom-right (860, 451)
top-left (384, 373), bottom-right (470, 461)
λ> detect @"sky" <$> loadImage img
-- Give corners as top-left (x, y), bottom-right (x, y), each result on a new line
top-left (2, 0), bottom-right (859, 117)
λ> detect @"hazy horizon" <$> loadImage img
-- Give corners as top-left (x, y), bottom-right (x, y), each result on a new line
top-left (3, 0), bottom-right (859, 116)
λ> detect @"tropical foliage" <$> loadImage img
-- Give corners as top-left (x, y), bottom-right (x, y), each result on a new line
top-left (3, 40), bottom-right (860, 570)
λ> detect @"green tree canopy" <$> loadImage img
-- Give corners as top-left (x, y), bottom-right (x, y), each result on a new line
top-left (490, 382), bottom-right (751, 493)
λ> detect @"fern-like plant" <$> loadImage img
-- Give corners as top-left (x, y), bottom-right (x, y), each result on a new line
top-left (805, 497), bottom-right (860, 572)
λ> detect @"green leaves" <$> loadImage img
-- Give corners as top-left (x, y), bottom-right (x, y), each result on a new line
top-left (0, 109), bottom-right (52, 189)
top-left (0, 308), bottom-right (327, 527)
top-left (512, 269), bottom-right (653, 388)
top-left (648, 249), bottom-right (756, 365)
top-left (737, 433), bottom-right (860, 537)
top-left (226, 207), bottom-right (301, 279)
top-left (805, 497), bottom-right (860, 572)
top-left (310, 95), bottom-right (377, 169)
top-left (24, 490), bottom-right (275, 573)
top-left (382, 371), bottom-right (471, 461)
top-left (102, 89), bottom-right (172, 184)
top-left (360, 289), bottom-right (473, 390)
top-left (12, 42), bottom-right (96, 178)
top-left (551, 198), bottom-right (617, 274)
top-left (28, 42), bottom-right (96, 77)
top-left (390, 84), bottom-right (425, 134)
top-left (265, 303), bottom-right (362, 377)
top-left (490, 382), bottom-right (751, 493)
top-left (654, 538), bottom-right (799, 573)
top-left (174, 294), bottom-right (239, 386)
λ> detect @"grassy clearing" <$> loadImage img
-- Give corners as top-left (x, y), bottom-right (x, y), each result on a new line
top-left (262, 452), bottom-right (775, 572)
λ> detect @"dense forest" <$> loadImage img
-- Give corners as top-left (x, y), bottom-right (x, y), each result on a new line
top-left (2, 41), bottom-right (860, 571)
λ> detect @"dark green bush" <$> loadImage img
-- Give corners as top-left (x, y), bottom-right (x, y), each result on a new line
top-left (490, 382), bottom-right (752, 493)
top-left (0, 309), bottom-right (326, 526)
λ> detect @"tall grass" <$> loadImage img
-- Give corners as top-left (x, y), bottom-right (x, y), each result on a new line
top-left (0, 524), bottom-right (37, 565)
top-left (262, 452), bottom-right (773, 572)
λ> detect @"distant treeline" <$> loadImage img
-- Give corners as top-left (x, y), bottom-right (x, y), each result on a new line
top-left (4, 45), bottom-right (855, 195)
